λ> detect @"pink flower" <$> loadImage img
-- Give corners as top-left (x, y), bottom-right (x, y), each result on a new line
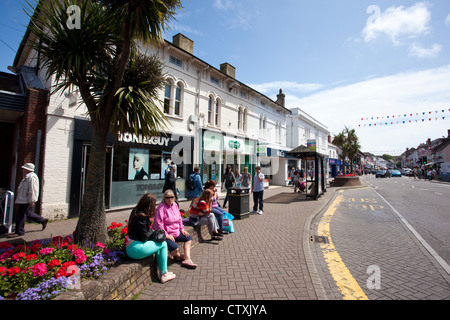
top-left (73, 249), bottom-right (87, 264)
top-left (95, 242), bottom-right (105, 249)
top-left (39, 247), bottom-right (54, 255)
top-left (31, 263), bottom-right (47, 277)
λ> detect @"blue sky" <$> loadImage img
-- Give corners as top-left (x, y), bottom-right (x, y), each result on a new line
top-left (1, 0), bottom-right (450, 155)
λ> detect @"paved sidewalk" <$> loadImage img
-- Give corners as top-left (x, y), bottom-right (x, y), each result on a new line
top-left (137, 186), bottom-right (334, 300)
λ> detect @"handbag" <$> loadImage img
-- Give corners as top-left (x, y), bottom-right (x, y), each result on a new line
top-left (150, 229), bottom-right (166, 242)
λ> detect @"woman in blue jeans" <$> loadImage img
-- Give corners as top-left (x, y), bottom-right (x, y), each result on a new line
top-left (126, 193), bottom-right (176, 283)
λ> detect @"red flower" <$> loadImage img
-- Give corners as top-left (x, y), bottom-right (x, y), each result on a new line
top-left (120, 226), bottom-right (128, 234)
top-left (8, 267), bottom-right (21, 277)
top-left (48, 259), bottom-right (61, 268)
top-left (12, 252), bottom-right (26, 261)
top-left (0, 266), bottom-right (6, 276)
top-left (66, 244), bottom-right (77, 252)
top-left (25, 254), bottom-right (38, 261)
top-left (29, 243), bottom-right (42, 253)
top-left (62, 261), bottom-right (76, 269)
top-left (0, 242), bottom-right (13, 250)
top-left (55, 268), bottom-right (67, 278)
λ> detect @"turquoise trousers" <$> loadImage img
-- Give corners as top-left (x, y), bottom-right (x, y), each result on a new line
top-left (126, 240), bottom-right (168, 274)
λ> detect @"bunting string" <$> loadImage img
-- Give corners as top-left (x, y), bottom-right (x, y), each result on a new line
top-left (358, 109), bottom-right (450, 127)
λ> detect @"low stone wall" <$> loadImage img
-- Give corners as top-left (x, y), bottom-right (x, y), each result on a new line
top-left (332, 177), bottom-right (362, 187)
top-left (54, 224), bottom-right (210, 300)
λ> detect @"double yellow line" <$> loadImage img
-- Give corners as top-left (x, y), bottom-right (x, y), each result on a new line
top-left (317, 191), bottom-right (369, 300)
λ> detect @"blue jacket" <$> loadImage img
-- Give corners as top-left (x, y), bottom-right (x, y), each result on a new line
top-left (187, 173), bottom-right (203, 198)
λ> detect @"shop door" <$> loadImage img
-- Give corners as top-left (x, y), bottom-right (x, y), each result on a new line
top-left (0, 122), bottom-right (15, 189)
top-left (81, 144), bottom-right (112, 209)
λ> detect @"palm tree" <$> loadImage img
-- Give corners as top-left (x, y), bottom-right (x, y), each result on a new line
top-left (25, 0), bottom-right (182, 244)
top-left (332, 126), bottom-right (361, 174)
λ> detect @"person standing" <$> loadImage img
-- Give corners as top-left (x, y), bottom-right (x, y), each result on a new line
top-left (13, 163), bottom-right (48, 236)
top-left (163, 165), bottom-right (178, 204)
top-left (251, 166), bottom-right (265, 215)
top-left (187, 166), bottom-right (203, 205)
top-left (240, 167), bottom-right (251, 188)
top-left (221, 165), bottom-right (235, 208)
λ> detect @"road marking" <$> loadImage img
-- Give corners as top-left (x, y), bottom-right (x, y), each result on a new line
top-left (369, 185), bottom-right (450, 277)
top-left (435, 192), bottom-right (442, 195)
top-left (317, 191), bottom-right (369, 300)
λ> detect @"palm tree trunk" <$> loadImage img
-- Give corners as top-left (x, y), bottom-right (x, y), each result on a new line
top-left (74, 122), bottom-right (109, 245)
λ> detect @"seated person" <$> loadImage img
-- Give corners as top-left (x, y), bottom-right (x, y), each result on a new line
top-left (126, 193), bottom-right (176, 283)
top-left (188, 189), bottom-right (223, 241)
top-left (204, 180), bottom-right (229, 235)
top-left (153, 190), bottom-right (197, 269)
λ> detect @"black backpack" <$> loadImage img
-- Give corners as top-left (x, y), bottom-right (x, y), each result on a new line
top-left (186, 174), bottom-right (195, 190)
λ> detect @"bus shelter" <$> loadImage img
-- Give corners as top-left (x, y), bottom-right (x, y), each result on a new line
top-left (286, 145), bottom-right (327, 200)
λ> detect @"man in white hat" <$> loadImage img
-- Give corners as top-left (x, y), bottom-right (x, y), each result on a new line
top-left (13, 163), bottom-right (48, 236)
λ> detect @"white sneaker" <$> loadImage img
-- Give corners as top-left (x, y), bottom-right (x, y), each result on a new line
top-left (258, 210), bottom-right (263, 215)
top-left (160, 272), bottom-right (176, 283)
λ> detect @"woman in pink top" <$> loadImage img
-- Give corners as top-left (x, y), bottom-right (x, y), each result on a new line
top-left (153, 190), bottom-right (197, 269)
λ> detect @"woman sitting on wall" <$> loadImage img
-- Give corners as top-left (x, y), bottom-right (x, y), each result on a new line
top-left (126, 193), bottom-right (176, 283)
top-left (153, 190), bottom-right (197, 269)
top-left (188, 189), bottom-right (223, 241)
top-left (204, 180), bottom-right (229, 235)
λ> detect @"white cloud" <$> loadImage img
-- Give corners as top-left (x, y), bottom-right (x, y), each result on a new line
top-left (408, 43), bottom-right (442, 58)
top-left (363, 2), bottom-right (432, 45)
top-left (213, 0), bottom-right (233, 11)
top-left (285, 66), bottom-right (450, 153)
top-left (446, 13), bottom-right (450, 25)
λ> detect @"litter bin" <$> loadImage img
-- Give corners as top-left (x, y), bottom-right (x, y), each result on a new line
top-left (227, 186), bottom-right (250, 219)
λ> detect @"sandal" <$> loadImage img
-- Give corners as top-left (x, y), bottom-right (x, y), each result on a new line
top-left (172, 254), bottom-right (185, 261)
top-left (160, 272), bottom-right (176, 283)
top-left (182, 259), bottom-right (198, 269)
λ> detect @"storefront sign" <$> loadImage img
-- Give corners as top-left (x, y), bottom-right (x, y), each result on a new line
top-left (257, 145), bottom-right (267, 157)
top-left (307, 139), bottom-right (316, 151)
top-left (224, 136), bottom-right (244, 153)
top-left (117, 132), bottom-right (171, 147)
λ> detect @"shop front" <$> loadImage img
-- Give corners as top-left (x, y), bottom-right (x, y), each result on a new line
top-left (329, 158), bottom-right (342, 178)
top-left (202, 129), bottom-right (256, 190)
top-left (70, 119), bottom-right (193, 217)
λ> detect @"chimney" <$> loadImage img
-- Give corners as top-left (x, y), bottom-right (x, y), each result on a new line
top-left (172, 33), bottom-right (194, 54)
top-left (276, 89), bottom-right (285, 107)
top-left (220, 63), bottom-right (236, 79)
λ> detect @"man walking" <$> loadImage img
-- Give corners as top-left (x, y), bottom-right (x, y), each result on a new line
top-left (13, 163), bottom-right (48, 236)
top-left (251, 166), bottom-right (265, 215)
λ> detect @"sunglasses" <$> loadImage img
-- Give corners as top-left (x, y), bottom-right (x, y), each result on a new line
top-left (165, 196), bottom-right (175, 199)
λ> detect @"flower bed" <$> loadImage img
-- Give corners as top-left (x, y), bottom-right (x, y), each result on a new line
top-left (0, 221), bottom-right (128, 300)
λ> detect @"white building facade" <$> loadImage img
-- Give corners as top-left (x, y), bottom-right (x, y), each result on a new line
top-left (12, 32), bottom-right (293, 219)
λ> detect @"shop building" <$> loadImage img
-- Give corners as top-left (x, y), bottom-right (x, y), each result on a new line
top-left (7, 29), bottom-right (292, 219)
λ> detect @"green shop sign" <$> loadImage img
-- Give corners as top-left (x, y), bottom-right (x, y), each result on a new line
top-left (228, 140), bottom-right (241, 149)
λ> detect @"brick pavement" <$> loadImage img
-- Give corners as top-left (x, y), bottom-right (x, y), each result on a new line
top-left (137, 186), bottom-right (334, 300)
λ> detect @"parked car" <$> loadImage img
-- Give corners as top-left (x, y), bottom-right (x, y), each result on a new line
top-left (401, 168), bottom-right (410, 175)
top-left (375, 170), bottom-right (389, 178)
top-left (391, 169), bottom-right (402, 177)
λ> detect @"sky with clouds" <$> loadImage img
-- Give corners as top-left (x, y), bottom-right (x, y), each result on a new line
top-left (1, 1), bottom-right (450, 155)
